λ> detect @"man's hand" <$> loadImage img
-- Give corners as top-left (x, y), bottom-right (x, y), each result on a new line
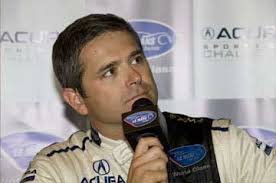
top-left (127, 137), bottom-right (168, 183)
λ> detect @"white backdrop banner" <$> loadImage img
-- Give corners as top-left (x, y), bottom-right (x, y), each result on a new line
top-left (1, 0), bottom-right (275, 182)
top-left (194, 0), bottom-right (276, 98)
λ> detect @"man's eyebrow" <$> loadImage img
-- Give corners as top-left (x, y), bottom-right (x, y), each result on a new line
top-left (97, 61), bottom-right (118, 75)
top-left (97, 49), bottom-right (143, 75)
top-left (128, 49), bottom-right (143, 60)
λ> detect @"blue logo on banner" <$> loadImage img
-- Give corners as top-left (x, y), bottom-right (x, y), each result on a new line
top-left (130, 20), bottom-right (175, 59)
top-left (124, 111), bottom-right (157, 127)
top-left (0, 132), bottom-right (62, 169)
top-left (169, 144), bottom-right (207, 167)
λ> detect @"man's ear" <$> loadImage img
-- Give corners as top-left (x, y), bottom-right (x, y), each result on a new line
top-left (63, 88), bottom-right (88, 115)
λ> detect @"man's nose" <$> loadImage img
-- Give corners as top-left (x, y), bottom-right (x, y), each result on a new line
top-left (126, 66), bottom-right (142, 87)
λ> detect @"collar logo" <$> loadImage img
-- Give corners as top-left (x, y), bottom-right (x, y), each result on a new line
top-left (92, 159), bottom-right (110, 175)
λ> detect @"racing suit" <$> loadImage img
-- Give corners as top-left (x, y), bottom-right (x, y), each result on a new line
top-left (20, 112), bottom-right (276, 183)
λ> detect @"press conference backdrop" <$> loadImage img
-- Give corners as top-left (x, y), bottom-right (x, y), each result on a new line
top-left (1, 0), bottom-right (275, 182)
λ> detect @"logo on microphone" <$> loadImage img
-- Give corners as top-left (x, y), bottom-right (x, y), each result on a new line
top-left (124, 111), bottom-right (157, 127)
top-left (130, 20), bottom-right (175, 59)
top-left (93, 159), bottom-right (110, 175)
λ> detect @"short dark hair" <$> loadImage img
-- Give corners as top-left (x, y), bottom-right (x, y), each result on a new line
top-left (52, 14), bottom-right (142, 97)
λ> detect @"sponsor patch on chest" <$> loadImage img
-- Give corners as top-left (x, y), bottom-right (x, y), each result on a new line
top-left (80, 159), bottom-right (126, 183)
top-left (169, 144), bottom-right (207, 167)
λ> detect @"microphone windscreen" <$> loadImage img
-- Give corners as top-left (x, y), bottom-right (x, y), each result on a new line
top-left (132, 98), bottom-right (153, 110)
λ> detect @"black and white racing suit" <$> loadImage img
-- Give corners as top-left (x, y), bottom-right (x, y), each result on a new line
top-left (21, 112), bottom-right (276, 183)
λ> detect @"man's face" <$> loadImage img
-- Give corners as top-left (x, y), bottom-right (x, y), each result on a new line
top-left (79, 31), bottom-right (158, 125)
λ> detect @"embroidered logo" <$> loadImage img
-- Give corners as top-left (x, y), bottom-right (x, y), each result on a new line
top-left (169, 144), bottom-right (207, 167)
top-left (93, 159), bottom-right (110, 175)
top-left (256, 139), bottom-right (273, 156)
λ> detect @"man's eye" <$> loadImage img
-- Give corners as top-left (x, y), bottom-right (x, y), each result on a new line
top-left (103, 68), bottom-right (114, 78)
top-left (131, 56), bottom-right (143, 65)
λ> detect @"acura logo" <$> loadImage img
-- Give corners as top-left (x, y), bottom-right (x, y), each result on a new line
top-left (92, 159), bottom-right (110, 175)
top-left (201, 27), bottom-right (215, 40)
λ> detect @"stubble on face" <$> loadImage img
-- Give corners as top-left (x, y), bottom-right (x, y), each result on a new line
top-left (78, 31), bottom-right (158, 139)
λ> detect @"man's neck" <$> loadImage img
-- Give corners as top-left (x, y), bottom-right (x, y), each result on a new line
top-left (90, 121), bottom-right (125, 140)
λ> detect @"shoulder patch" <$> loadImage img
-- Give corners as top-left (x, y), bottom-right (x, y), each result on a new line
top-left (255, 139), bottom-right (273, 156)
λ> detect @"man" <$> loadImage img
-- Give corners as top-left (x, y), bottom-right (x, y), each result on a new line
top-left (21, 14), bottom-right (275, 183)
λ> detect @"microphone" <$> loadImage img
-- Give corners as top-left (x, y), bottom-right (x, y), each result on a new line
top-left (122, 98), bottom-right (169, 151)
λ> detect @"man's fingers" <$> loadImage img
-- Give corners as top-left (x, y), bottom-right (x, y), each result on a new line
top-left (129, 158), bottom-right (168, 180)
top-left (128, 170), bottom-right (167, 183)
top-left (132, 146), bottom-right (168, 168)
top-left (139, 170), bottom-right (168, 183)
top-left (134, 137), bottom-right (164, 158)
top-left (129, 161), bottom-right (168, 183)
top-left (127, 137), bottom-right (168, 183)
top-left (136, 158), bottom-right (167, 171)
